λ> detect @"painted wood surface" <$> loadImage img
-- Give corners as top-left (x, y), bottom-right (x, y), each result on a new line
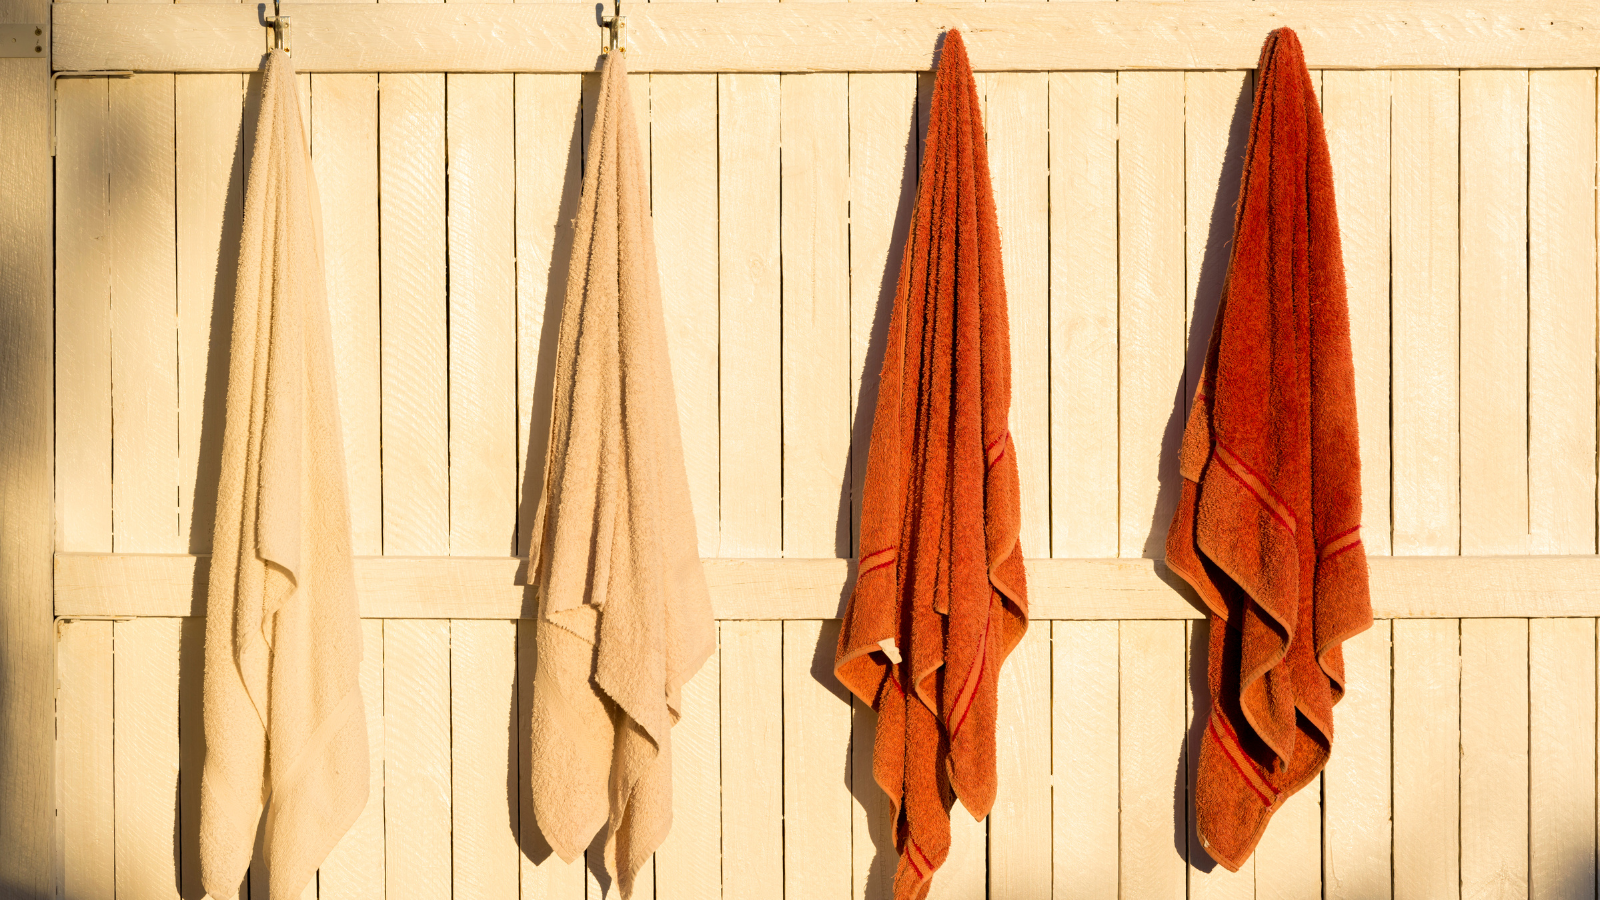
top-left (53, 2), bottom-right (1600, 74)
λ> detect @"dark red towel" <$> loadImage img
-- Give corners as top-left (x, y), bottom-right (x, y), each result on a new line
top-left (1166, 27), bottom-right (1373, 871)
top-left (834, 29), bottom-right (1029, 900)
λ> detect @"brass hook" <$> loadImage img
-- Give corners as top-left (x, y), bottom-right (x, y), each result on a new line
top-left (601, 0), bottom-right (625, 54)
top-left (265, 0), bottom-right (291, 55)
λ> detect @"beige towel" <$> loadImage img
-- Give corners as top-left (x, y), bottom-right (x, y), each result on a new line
top-left (200, 49), bottom-right (368, 900)
top-left (528, 50), bottom-right (715, 899)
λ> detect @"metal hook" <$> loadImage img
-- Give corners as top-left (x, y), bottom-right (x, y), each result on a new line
top-left (601, 0), bottom-right (625, 54)
top-left (265, 0), bottom-right (291, 55)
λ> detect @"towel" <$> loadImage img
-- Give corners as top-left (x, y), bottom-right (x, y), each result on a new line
top-left (526, 50), bottom-right (716, 899)
top-left (1166, 28), bottom-right (1373, 872)
top-left (834, 30), bottom-right (1029, 900)
top-left (200, 49), bottom-right (369, 900)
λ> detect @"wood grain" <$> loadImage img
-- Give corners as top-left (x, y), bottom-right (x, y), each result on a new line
top-left (782, 620), bottom-right (852, 900)
top-left (384, 620), bottom-right (452, 900)
top-left (1117, 70), bottom-right (1186, 559)
top-left (717, 73), bottom-right (782, 558)
top-left (55, 2), bottom-right (1600, 73)
top-left (1119, 620), bottom-right (1186, 900)
top-left (320, 620), bottom-right (386, 900)
top-left (1321, 621), bottom-right (1392, 900)
top-left (58, 620), bottom-right (116, 900)
top-left (1052, 621), bottom-right (1118, 900)
top-left (988, 624), bottom-right (1051, 897)
top-left (449, 620), bottom-right (520, 899)
top-left (1390, 70), bottom-right (1460, 556)
top-left (1459, 618), bottom-right (1529, 898)
top-left (780, 73), bottom-right (851, 559)
top-left (114, 618), bottom-right (183, 900)
top-left (1048, 71), bottom-right (1118, 558)
top-left (378, 73), bottom-right (449, 557)
top-left (654, 630), bottom-right (721, 900)
top-left (1392, 618), bottom-right (1460, 900)
top-left (447, 73), bottom-right (518, 558)
top-left (1188, 619), bottom-right (1255, 900)
top-left (312, 73), bottom-right (383, 556)
top-left (1529, 617), bottom-right (1597, 899)
top-left (720, 621), bottom-right (783, 900)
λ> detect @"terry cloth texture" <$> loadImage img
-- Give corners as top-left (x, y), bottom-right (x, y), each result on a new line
top-left (834, 29), bottom-right (1030, 900)
top-left (526, 50), bottom-right (716, 900)
top-left (1165, 27), bottom-right (1373, 873)
top-left (200, 49), bottom-right (369, 900)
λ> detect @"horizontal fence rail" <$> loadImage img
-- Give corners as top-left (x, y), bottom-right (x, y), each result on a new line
top-left (51, 1), bottom-right (1600, 73)
top-left (54, 552), bottom-right (1600, 619)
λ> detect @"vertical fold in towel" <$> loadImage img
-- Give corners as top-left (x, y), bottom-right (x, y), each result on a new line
top-left (200, 49), bottom-right (370, 900)
top-left (834, 30), bottom-right (1030, 900)
top-left (526, 50), bottom-right (716, 900)
top-left (1166, 27), bottom-right (1373, 871)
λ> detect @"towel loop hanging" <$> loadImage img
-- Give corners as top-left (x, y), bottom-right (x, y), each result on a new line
top-left (601, 0), bottom-right (625, 53)
top-left (264, 0), bottom-right (290, 55)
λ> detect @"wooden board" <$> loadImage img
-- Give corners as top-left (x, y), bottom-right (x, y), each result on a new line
top-left (988, 624), bottom-right (1052, 896)
top-left (378, 73), bottom-right (449, 557)
top-left (55, 2), bottom-right (1600, 73)
top-left (1459, 619), bottom-right (1529, 898)
top-left (1529, 618), bottom-right (1597, 899)
top-left (720, 621), bottom-right (783, 900)
top-left (1187, 618), bottom-right (1255, 900)
top-left (780, 73), bottom-right (851, 559)
top-left (1048, 71), bottom-right (1118, 559)
top-left (320, 620), bottom-right (386, 900)
top-left (1390, 70), bottom-right (1460, 556)
top-left (1321, 621), bottom-right (1392, 900)
top-left (1458, 70), bottom-right (1531, 556)
top-left (1183, 70), bottom-right (1250, 417)
top-left (717, 73), bottom-right (781, 558)
top-left (515, 619), bottom-right (589, 900)
top-left (310, 73), bottom-right (383, 556)
top-left (58, 620), bottom-right (116, 900)
top-left (446, 73), bottom-right (518, 558)
top-left (655, 629), bottom-right (721, 900)
top-left (1117, 70), bottom-right (1185, 559)
top-left (1052, 621), bottom-right (1118, 900)
top-left (782, 620), bottom-right (852, 900)
top-left (1392, 618), bottom-right (1460, 900)
top-left (1528, 69), bottom-right (1599, 555)
top-left (1119, 620), bottom-right (1186, 900)
top-left (383, 620), bottom-right (453, 900)
top-left (985, 71), bottom-right (1051, 557)
top-left (114, 618), bottom-right (183, 900)
top-left (449, 620), bottom-right (520, 900)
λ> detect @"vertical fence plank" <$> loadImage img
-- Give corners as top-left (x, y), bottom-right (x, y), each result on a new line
top-left (1188, 621), bottom-right (1255, 900)
top-left (1048, 71), bottom-right (1118, 559)
top-left (1253, 778), bottom-right (1320, 899)
top-left (780, 73), bottom-right (851, 559)
top-left (1183, 70), bottom-right (1250, 414)
top-left (1322, 621), bottom-right (1392, 900)
top-left (985, 71), bottom-right (1051, 556)
top-left (59, 620), bottom-right (116, 900)
top-left (1321, 70), bottom-right (1392, 557)
top-left (515, 619), bottom-right (590, 899)
top-left (1116, 71), bottom-right (1185, 559)
top-left (1459, 70), bottom-right (1531, 555)
top-left (1120, 620), bottom-right (1186, 900)
top-left (1392, 619), bottom-right (1460, 900)
top-left (851, 698), bottom-right (894, 900)
top-left (1052, 621), bottom-right (1118, 900)
top-left (379, 73), bottom-right (449, 557)
top-left (1390, 70), bottom-right (1460, 557)
top-left (175, 73), bottom-right (244, 555)
top-left (449, 620), bottom-right (520, 899)
top-left (656, 634), bottom-right (721, 900)
top-left (989, 625), bottom-right (1051, 898)
top-left (1528, 69), bottom-right (1599, 555)
top-left (311, 73), bottom-right (383, 556)
top-left (782, 620), bottom-right (852, 900)
top-left (848, 71), bottom-right (917, 557)
top-left (513, 72), bottom-right (583, 556)
top-left (385, 620), bottom-right (453, 900)
top-left (447, 73), bottom-right (518, 557)
top-left (720, 621), bottom-right (783, 900)
top-left (718, 73), bottom-right (781, 558)
top-left (1459, 619), bottom-right (1529, 898)
top-left (178, 617), bottom-right (205, 900)
top-left (110, 73), bottom-right (180, 553)
top-left (56, 77), bottom-right (114, 553)
top-left (321, 620), bottom-right (385, 900)
top-left (1530, 618), bottom-right (1597, 900)
top-left (648, 72), bottom-right (721, 558)
top-left (114, 618), bottom-right (183, 900)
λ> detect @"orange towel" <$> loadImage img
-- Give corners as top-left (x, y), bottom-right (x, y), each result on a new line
top-left (1166, 27), bottom-right (1373, 872)
top-left (835, 30), bottom-right (1029, 900)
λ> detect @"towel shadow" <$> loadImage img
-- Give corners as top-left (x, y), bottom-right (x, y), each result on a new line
top-left (1167, 71), bottom-right (1253, 871)
top-left (511, 77), bottom-right (588, 867)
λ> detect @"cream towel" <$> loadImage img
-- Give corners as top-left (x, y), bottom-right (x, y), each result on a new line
top-left (528, 51), bottom-right (716, 899)
top-left (200, 49), bottom-right (368, 900)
